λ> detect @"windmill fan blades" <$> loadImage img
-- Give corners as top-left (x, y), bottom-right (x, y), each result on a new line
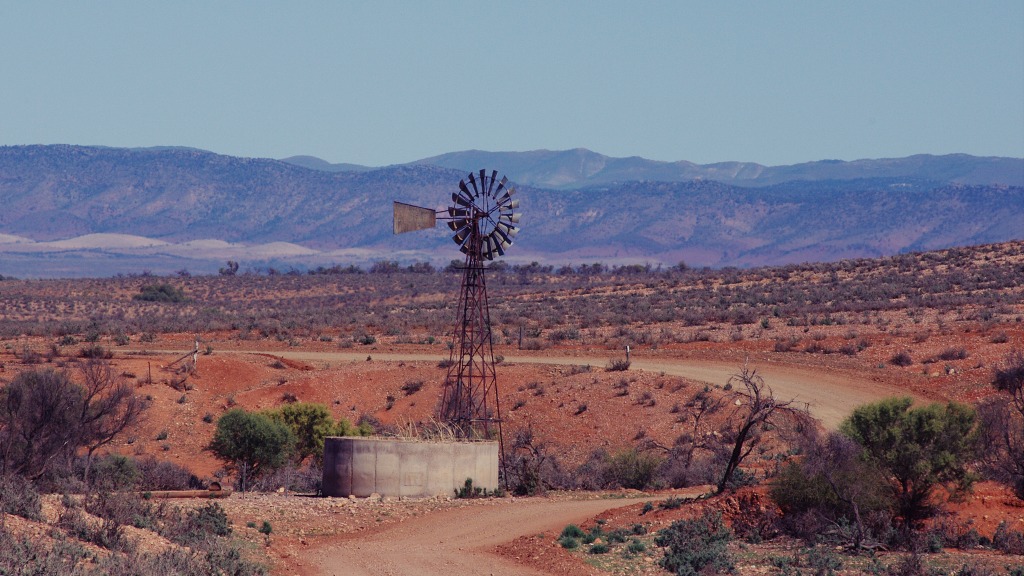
top-left (489, 234), bottom-right (506, 256)
top-left (496, 188), bottom-right (516, 204)
top-left (452, 192), bottom-right (472, 207)
top-left (492, 225), bottom-right (512, 245)
top-left (495, 221), bottom-right (519, 240)
top-left (482, 237), bottom-right (497, 260)
top-left (459, 180), bottom-right (471, 197)
top-left (467, 172), bottom-right (480, 197)
top-left (486, 170), bottom-right (498, 196)
top-left (491, 176), bottom-right (508, 199)
top-left (499, 213), bottom-right (521, 225)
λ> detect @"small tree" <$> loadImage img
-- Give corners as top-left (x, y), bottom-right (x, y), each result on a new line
top-left (0, 369), bottom-right (85, 480)
top-left (770, 429), bottom-right (894, 549)
top-left (841, 397), bottom-right (977, 525)
top-left (717, 364), bottom-right (802, 493)
top-left (208, 409), bottom-right (295, 492)
top-left (77, 360), bottom-right (147, 485)
top-left (262, 402), bottom-right (335, 464)
top-left (979, 350), bottom-right (1024, 498)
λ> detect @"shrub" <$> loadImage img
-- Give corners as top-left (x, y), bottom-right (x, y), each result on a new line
top-left (938, 348), bottom-right (969, 361)
top-left (559, 535), bottom-right (579, 549)
top-left (993, 349), bottom-right (1024, 397)
top-left (561, 524), bottom-right (586, 539)
top-left (79, 344), bottom-right (113, 359)
top-left (603, 449), bottom-right (663, 490)
top-left (263, 402), bottom-right (336, 463)
top-left (588, 542), bottom-right (610, 554)
top-left (659, 496), bottom-right (684, 510)
top-left (454, 478), bottom-right (488, 498)
top-left (0, 369), bottom-right (85, 479)
top-left (0, 474), bottom-right (42, 520)
top-left (993, 520), bottom-right (1024, 555)
top-left (91, 454), bottom-right (141, 490)
top-left (133, 283), bottom-right (187, 303)
top-left (136, 457), bottom-right (200, 490)
top-left (655, 510), bottom-right (733, 575)
top-left (190, 502), bottom-right (232, 537)
top-left (606, 358), bottom-right (631, 372)
top-left (400, 380), bottom-right (424, 395)
top-left (625, 538), bottom-right (647, 554)
top-left (890, 351), bottom-right (913, 366)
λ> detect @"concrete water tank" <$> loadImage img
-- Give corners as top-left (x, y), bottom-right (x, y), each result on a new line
top-left (322, 437), bottom-right (499, 498)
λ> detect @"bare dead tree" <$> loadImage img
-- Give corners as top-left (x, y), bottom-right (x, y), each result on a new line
top-left (717, 363), bottom-right (804, 494)
top-left (77, 359), bottom-right (148, 485)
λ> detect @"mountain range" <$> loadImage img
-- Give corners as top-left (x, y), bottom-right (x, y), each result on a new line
top-left (0, 144), bottom-right (1021, 278)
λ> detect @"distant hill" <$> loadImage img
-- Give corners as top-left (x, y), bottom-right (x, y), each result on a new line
top-left (1, 144), bottom-right (1022, 278)
top-left (278, 155), bottom-right (372, 173)
top-left (410, 149), bottom-right (1024, 189)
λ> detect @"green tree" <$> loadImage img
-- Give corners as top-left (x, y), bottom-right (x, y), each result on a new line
top-left (841, 397), bottom-right (977, 525)
top-left (208, 408), bottom-right (295, 492)
top-left (262, 403), bottom-right (335, 463)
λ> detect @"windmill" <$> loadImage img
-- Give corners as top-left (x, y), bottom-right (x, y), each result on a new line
top-left (393, 170), bottom-right (521, 451)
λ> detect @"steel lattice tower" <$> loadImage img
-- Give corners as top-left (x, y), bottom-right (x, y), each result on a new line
top-left (439, 216), bottom-right (503, 443)
top-left (392, 169), bottom-right (521, 481)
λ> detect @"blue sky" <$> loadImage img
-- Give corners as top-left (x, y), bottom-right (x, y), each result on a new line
top-left (1, 1), bottom-right (1021, 167)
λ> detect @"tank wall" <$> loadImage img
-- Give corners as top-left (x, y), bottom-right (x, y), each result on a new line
top-left (322, 437), bottom-right (499, 498)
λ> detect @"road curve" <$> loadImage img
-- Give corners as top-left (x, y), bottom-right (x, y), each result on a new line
top-left (308, 496), bottom-right (663, 576)
top-left (211, 349), bottom-right (916, 429)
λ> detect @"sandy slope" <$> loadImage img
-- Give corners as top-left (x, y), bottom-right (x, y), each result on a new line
top-left (220, 350), bottom-right (914, 429)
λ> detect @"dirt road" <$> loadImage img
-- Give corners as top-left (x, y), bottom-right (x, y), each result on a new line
top-left (216, 349), bottom-right (915, 429)
top-left (308, 495), bottom-right (666, 576)
top-left (164, 348), bottom-right (917, 575)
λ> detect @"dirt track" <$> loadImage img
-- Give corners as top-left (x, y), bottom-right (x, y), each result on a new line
top-left (218, 349), bottom-right (916, 429)
top-left (307, 495), bottom-right (664, 576)
top-left (202, 348), bottom-right (914, 575)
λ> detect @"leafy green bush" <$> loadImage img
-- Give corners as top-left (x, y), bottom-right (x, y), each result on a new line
top-left (190, 502), bottom-right (231, 537)
top-left (625, 538), bottom-right (647, 554)
top-left (841, 397), bottom-right (977, 525)
top-left (262, 402), bottom-right (337, 463)
top-left (604, 449), bottom-right (663, 490)
top-left (655, 510), bottom-right (733, 576)
top-left (456, 475), bottom-right (503, 498)
top-left (208, 408), bottom-right (296, 492)
top-left (561, 524), bottom-right (586, 539)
